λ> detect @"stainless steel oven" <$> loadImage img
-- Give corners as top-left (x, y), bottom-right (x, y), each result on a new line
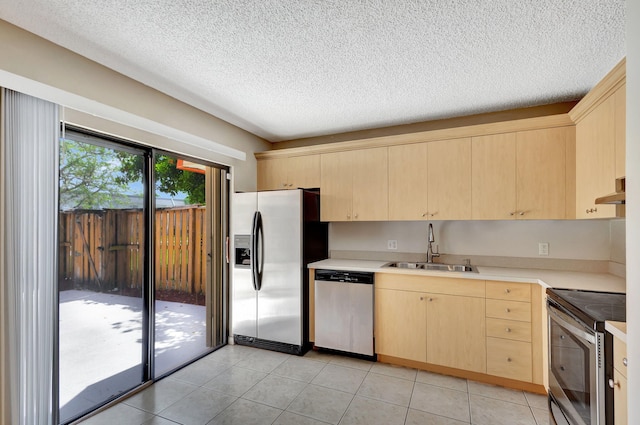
top-left (546, 289), bottom-right (626, 425)
top-left (548, 299), bottom-right (604, 425)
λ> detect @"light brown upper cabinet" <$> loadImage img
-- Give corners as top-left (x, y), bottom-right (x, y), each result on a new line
top-left (320, 148), bottom-right (388, 221)
top-left (472, 133), bottom-right (517, 220)
top-left (472, 127), bottom-right (572, 220)
top-left (389, 138), bottom-right (471, 220)
top-left (388, 143), bottom-right (428, 220)
top-left (516, 127), bottom-right (572, 219)
top-left (614, 84), bottom-right (626, 179)
top-left (575, 94), bottom-right (617, 218)
top-left (428, 139), bottom-right (472, 220)
top-left (257, 155), bottom-right (320, 191)
top-left (571, 59), bottom-right (625, 219)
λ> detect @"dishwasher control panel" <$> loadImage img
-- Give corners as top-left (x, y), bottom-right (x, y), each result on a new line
top-left (314, 269), bottom-right (374, 284)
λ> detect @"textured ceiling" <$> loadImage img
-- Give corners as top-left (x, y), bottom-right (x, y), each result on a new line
top-left (0, 1), bottom-right (626, 142)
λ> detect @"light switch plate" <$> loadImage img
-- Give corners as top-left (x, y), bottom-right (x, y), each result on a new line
top-left (387, 240), bottom-right (398, 250)
top-left (538, 242), bottom-right (549, 256)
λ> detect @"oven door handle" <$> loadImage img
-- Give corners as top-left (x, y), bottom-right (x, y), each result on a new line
top-left (548, 306), bottom-right (597, 344)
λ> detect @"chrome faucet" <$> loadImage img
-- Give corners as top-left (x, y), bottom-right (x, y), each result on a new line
top-left (427, 223), bottom-right (440, 263)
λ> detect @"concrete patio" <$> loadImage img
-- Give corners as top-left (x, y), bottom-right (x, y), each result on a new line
top-left (59, 290), bottom-right (208, 422)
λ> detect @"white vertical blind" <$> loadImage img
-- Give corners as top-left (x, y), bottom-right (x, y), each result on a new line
top-left (1, 89), bottom-right (59, 425)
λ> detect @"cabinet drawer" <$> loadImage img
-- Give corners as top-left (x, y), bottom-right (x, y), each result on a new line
top-left (486, 299), bottom-right (531, 322)
top-left (486, 318), bottom-right (531, 342)
top-left (614, 335), bottom-right (628, 378)
top-left (486, 281), bottom-right (531, 302)
top-left (487, 337), bottom-right (532, 382)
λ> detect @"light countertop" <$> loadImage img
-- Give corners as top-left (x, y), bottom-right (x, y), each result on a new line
top-left (606, 321), bottom-right (627, 342)
top-left (308, 258), bottom-right (626, 293)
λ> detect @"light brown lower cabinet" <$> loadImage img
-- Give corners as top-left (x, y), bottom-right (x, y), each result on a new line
top-left (375, 274), bottom-right (545, 390)
top-left (374, 274), bottom-right (486, 373)
top-left (613, 335), bottom-right (628, 425)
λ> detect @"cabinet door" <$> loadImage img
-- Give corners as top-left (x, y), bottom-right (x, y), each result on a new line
top-left (288, 155), bottom-right (320, 189)
top-left (388, 143), bottom-right (429, 220)
top-left (472, 133), bottom-right (517, 219)
top-left (375, 288), bottom-right (427, 362)
top-left (576, 95), bottom-right (616, 218)
top-left (257, 158), bottom-right (288, 191)
top-left (614, 84), bottom-right (626, 179)
top-left (352, 147), bottom-right (389, 221)
top-left (516, 127), bottom-right (570, 219)
top-left (426, 293), bottom-right (486, 373)
top-left (428, 138), bottom-right (471, 220)
top-left (320, 151), bottom-right (353, 221)
top-left (613, 369), bottom-right (627, 425)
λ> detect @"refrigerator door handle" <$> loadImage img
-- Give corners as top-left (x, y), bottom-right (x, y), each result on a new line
top-left (255, 211), bottom-right (264, 291)
top-left (251, 211), bottom-right (259, 291)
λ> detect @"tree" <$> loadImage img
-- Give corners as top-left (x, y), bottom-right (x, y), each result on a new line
top-left (60, 138), bottom-right (205, 209)
top-left (59, 139), bottom-right (136, 210)
top-left (118, 154), bottom-right (206, 205)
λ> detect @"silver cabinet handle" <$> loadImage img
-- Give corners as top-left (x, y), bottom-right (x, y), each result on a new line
top-left (505, 289), bottom-right (511, 294)
top-left (623, 357), bottom-right (628, 367)
top-left (506, 308), bottom-right (511, 313)
top-left (609, 378), bottom-right (620, 389)
top-left (509, 212), bottom-right (516, 216)
top-left (422, 212), bottom-right (428, 217)
top-left (519, 211), bottom-right (525, 216)
top-left (507, 357), bottom-right (512, 362)
top-left (506, 328), bottom-right (512, 333)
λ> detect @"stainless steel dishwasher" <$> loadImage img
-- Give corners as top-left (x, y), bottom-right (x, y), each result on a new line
top-left (314, 269), bottom-right (374, 358)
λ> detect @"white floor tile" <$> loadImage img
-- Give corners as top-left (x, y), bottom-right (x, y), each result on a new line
top-left (339, 396), bottom-right (407, 425)
top-left (469, 394), bottom-right (537, 425)
top-left (207, 398), bottom-right (282, 425)
top-left (287, 384), bottom-right (354, 425)
top-left (311, 364), bottom-right (367, 394)
top-left (356, 373), bottom-right (414, 407)
top-left (157, 388), bottom-right (236, 425)
top-left (124, 379), bottom-right (198, 414)
top-left (409, 382), bottom-right (470, 423)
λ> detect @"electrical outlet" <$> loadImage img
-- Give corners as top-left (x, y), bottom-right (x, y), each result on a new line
top-left (387, 240), bottom-right (398, 250)
top-left (538, 242), bottom-right (549, 256)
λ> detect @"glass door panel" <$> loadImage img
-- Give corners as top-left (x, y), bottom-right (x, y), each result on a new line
top-left (154, 154), bottom-right (219, 376)
top-left (58, 130), bottom-right (147, 423)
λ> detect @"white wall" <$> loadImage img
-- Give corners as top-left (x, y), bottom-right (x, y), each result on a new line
top-left (626, 0), bottom-right (638, 421)
top-left (330, 220), bottom-right (622, 261)
top-left (0, 19), bottom-right (271, 192)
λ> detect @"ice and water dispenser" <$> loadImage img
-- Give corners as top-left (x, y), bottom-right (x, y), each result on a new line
top-left (234, 235), bottom-right (251, 268)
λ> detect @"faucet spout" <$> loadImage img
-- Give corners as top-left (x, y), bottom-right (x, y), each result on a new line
top-left (427, 223), bottom-right (440, 263)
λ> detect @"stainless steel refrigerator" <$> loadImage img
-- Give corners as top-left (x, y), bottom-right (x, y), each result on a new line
top-left (231, 189), bottom-right (328, 355)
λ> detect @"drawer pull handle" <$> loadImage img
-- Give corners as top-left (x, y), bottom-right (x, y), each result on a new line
top-left (505, 289), bottom-right (511, 294)
top-left (623, 358), bottom-right (628, 367)
top-left (505, 328), bottom-right (511, 333)
top-left (428, 298), bottom-right (433, 302)
top-left (609, 378), bottom-right (620, 389)
top-left (506, 308), bottom-right (511, 313)
top-left (507, 357), bottom-right (512, 362)
top-left (420, 297), bottom-right (424, 301)
top-left (560, 335), bottom-right (565, 340)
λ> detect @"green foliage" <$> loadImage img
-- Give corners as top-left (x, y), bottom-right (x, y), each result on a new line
top-left (60, 139), bottom-right (205, 210)
top-left (59, 139), bottom-right (134, 209)
top-left (118, 154), bottom-right (206, 205)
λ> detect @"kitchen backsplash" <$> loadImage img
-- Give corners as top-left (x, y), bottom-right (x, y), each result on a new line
top-left (329, 219), bottom-right (625, 270)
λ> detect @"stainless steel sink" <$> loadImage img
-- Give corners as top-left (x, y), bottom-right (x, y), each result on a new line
top-left (384, 262), bottom-right (478, 273)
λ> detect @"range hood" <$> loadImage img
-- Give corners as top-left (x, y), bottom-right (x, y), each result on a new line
top-left (595, 177), bottom-right (625, 205)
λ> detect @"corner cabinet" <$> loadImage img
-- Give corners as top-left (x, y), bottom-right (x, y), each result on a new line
top-left (571, 59), bottom-right (625, 219)
top-left (257, 155), bottom-right (320, 191)
top-left (320, 148), bottom-right (388, 221)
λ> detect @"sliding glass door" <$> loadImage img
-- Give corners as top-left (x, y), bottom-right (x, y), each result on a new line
top-left (57, 128), bottom-right (229, 423)
top-left (58, 130), bottom-right (149, 423)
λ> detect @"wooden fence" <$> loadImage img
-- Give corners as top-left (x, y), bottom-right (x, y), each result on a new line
top-left (59, 206), bottom-right (207, 295)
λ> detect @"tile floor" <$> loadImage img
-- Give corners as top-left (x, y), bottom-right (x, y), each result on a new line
top-left (80, 344), bottom-right (550, 425)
